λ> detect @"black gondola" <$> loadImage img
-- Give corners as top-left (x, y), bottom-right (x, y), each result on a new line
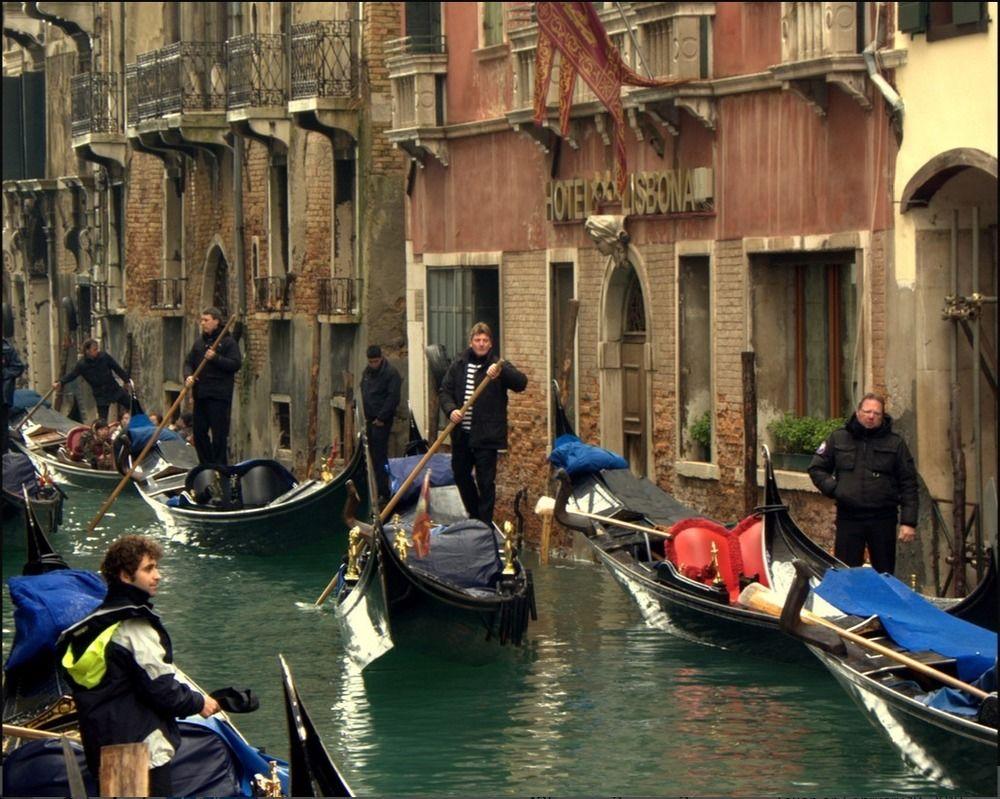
top-left (1, 451), bottom-right (64, 537)
top-left (775, 559), bottom-right (997, 795)
top-left (331, 431), bottom-right (536, 670)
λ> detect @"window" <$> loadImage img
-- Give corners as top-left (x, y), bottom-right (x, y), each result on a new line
top-left (550, 262), bottom-right (576, 434)
top-left (752, 254), bottom-right (858, 421)
top-left (678, 255), bottom-right (711, 461)
top-left (482, 3), bottom-right (504, 47)
top-left (268, 155), bottom-right (288, 277)
top-left (426, 267), bottom-right (500, 362)
top-left (405, 2), bottom-right (443, 53)
top-left (272, 397), bottom-right (291, 451)
top-left (898, 1), bottom-right (987, 39)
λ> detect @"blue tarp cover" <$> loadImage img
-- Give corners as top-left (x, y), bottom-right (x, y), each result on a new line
top-left (389, 453), bottom-right (454, 505)
top-left (127, 413), bottom-right (183, 454)
top-left (919, 662), bottom-right (996, 717)
top-left (406, 518), bottom-right (502, 590)
top-left (11, 388), bottom-right (48, 413)
top-left (3, 452), bottom-right (39, 496)
top-left (814, 567), bottom-right (998, 681)
top-left (6, 569), bottom-right (107, 671)
top-left (548, 433), bottom-right (628, 476)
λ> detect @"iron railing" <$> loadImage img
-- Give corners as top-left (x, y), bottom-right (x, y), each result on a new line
top-left (150, 277), bottom-right (184, 310)
top-left (254, 275), bottom-right (293, 312)
top-left (71, 72), bottom-right (121, 137)
top-left (227, 33), bottom-right (287, 109)
top-left (128, 42), bottom-right (227, 123)
top-left (385, 35), bottom-right (447, 56)
top-left (91, 281), bottom-right (111, 314)
top-left (290, 20), bottom-right (358, 100)
top-left (125, 61), bottom-right (138, 126)
top-left (318, 277), bottom-right (360, 316)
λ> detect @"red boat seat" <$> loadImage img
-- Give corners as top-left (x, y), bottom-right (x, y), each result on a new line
top-left (65, 426), bottom-right (89, 461)
top-left (732, 517), bottom-right (769, 588)
top-left (669, 523), bottom-right (743, 602)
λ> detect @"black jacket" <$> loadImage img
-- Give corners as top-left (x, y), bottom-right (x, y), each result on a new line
top-left (57, 579), bottom-right (205, 776)
top-left (59, 352), bottom-right (128, 404)
top-left (361, 359), bottom-right (402, 424)
top-left (183, 330), bottom-right (242, 401)
top-left (3, 337), bottom-right (25, 407)
top-left (439, 348), bottom-right (527, 450)
top-left (808, 414), bottom-right (918, 525)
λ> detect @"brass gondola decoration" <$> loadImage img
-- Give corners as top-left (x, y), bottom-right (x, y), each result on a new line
top-left (709, 541), bottom-right (725, 588)
top-left (501, 520), bottom-right (517, 576)
top-left (253, 760), bottom-right (283, 797)
top-left (344, 526), bottom-right (365, 581)
top-left (392, 514), bottom-right (409, 561)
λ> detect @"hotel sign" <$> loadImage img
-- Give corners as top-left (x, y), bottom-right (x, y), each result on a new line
top-left (545, 167), bottom-right (714, 222)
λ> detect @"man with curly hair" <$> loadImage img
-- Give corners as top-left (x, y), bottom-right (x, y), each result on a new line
top-left (58, 535), bottom-right (219, 796)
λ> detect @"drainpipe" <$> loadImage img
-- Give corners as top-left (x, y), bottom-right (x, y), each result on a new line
top-left (971, 206), bottom-right (983, 569)
top-left (229, 3), bottom-right (246, 317)
top-left (948, 210), bottom-right (966, 596)
top-left (863, 4), bottom-right (904, 129)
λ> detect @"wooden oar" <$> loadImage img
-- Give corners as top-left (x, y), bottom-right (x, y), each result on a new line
top-left (535, 495), bottom-right (674, 539)
top-left (87, 315), bottom-right (238, 533)
top-left (314, 359), bottom-right (506, 606)
top-left (14, 384), bottom-right (58, 431)
top-left (738, 583), bottom-right (990, 700)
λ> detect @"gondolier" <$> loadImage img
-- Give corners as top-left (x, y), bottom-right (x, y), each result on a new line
top-left (361, 344), bottom-right (401, 508)
top-left (184, 308), bottom-right (241, 465)
top-left (54, 339), bottom-right (131, 424)
top-left (808, 393), bottom-right (918, 575)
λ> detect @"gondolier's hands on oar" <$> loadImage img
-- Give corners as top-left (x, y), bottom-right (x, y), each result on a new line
top-left (450, 362), bottom-right (502, 424)
top-left (200, 694), bottom-right (221, 718)
top-left (898, 524), bottom-right (916, 544)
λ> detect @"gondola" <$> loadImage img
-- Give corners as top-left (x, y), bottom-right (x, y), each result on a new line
top-left (1, 450), bottom-right (64, 537)
top-left (331, 433), bottom-right (536, 671)
top-left (126, 419), bottom-right (369, 553)
top-left (773, 559), bottom-right (998, 795)
top-left (1, 508), bottom-right (303, 797)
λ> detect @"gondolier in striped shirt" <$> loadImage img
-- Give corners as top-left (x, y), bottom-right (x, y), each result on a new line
top-left (439, 322), bottom-right (527, 525)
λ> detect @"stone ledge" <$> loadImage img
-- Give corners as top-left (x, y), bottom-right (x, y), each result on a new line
top-left (675, 460), bottom-right (719, 480)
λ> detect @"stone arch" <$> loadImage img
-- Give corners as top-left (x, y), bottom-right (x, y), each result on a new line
top-left (598, 244), bottom-right (653, 476)
top-left (900, 148), bottom-right (997, 212)
top-left (200, 236), bottom-right (231, 316)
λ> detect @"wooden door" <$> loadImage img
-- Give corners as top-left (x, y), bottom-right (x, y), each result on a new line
top-left (621, 273), bottom-right (647, 477)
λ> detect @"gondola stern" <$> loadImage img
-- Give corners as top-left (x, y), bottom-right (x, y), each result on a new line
top-left (779, 560), bottom-right (847, 655)
top-left (551, 469), bottom-right (591, 533)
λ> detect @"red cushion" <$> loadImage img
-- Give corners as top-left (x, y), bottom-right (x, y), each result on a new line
top-left (735, 518), bottom-right (769, 588)
top-left (671, 526), bottom-right (743, 602)
top-left (65, 426), bottom-right (89, 459)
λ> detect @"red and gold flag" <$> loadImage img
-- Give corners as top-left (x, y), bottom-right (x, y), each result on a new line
top-left (533, 2), bottom-right (682, 193)
top-left (411, 470), bottom-right (432, 559)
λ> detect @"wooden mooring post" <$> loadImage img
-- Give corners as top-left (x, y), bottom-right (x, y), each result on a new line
top-left (742, 351), bottom-right (758, 517)
top-left (100, 742), bottom-right (149, 797)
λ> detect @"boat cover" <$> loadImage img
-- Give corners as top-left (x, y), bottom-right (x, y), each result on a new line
top-left (5, 569), bottom-right (106, 672)
top-left (389, 453), bottom-right (454, 505)
top-left (18, 405), bottom-right (80, 435)
top-left (599, 468), bottom-right (701, 527)
top-left (406, 519), bottom-right (503, 590)
top-left (548, 434), bottom-right (627, 476)
top-left (919, 662), bottom-right (997, 717)
top-left (815, 568), bottom-right (998, 681)
top-left (3, 452), bottom-right (39, 496)
top-left (126, 413), bottom-right (183, 454)
top-left (10, 388), bottom-right (48, 413)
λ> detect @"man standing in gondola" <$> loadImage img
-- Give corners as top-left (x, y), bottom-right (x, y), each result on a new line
top-left (361, 344), bottom-right (401, 509)
top-left (808, 392), bottom-right (918, 575)
top-left (54, 339), bottom-right (132, 424)
top-left (439, 322), bottom-right (527, 525)
top-left (58, 535), bottom-right (220, 797)
top-left (184, 307), bottom-right (241, 465)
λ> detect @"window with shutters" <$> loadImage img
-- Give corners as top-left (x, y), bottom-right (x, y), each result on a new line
top-left (404, 2), bottom-right (443, 54)
top-left (898, 1), bottom-right (988, 40)
top-left (426, 267), bottom-right (500, 363)
top-left (481, 3), bottom-right (504, 48)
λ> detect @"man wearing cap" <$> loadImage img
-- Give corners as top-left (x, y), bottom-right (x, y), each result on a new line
top-left (361, 345), bottom-right (401, 508)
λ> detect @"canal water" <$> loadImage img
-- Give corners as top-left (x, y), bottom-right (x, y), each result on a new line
top-left (2, 486), bottom-right (967, 797)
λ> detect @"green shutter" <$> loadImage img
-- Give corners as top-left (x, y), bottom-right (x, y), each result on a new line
top-left (952, 2), bottom-right (983, 25)
top-left (2, 76), bottom-right (25, 181)
top-left (23, 70), bottom-right (46, 179)
top-left (897, 1), bottom-right (928, 33)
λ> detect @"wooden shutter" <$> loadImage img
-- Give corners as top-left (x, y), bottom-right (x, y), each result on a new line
top-left (951, 2), bottom-right (983, 25)
top-left (897, 1), bottom-right (928, 33)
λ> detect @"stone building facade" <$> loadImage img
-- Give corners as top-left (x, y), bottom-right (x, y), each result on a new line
top-left (3, 2), bottom-right (407, 475)
top-left (389, 2), bottom-right (995, 589)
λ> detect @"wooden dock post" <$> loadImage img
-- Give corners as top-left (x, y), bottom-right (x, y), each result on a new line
top-left (100, 743), bottom-right (149, 797)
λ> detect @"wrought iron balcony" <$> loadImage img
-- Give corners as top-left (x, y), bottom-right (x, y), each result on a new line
top-left (127, 42), bottom-right (227, 124)
top-left (150, 277), bottom-right (184, 311)
top-left (227, 33), bottom-right (286, 109)
top-left (290, 20), bottom-right (358, 100)
top-left (71, 72), bottom-right (121, 137)
top-left (91, 281), bottom-right (124, 315)
top-left (254, 275), bottom-right (293, 312)
top-left (318, 277), bottom-right (360, 317)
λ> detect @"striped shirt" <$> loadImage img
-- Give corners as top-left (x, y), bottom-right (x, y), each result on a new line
top-left (461, 361), bottom-right (479, 430)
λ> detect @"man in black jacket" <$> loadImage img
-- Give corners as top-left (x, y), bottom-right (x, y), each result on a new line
top-left (55, 339), bottom-right (131, 423)
top-left (808, 393), bottom-right (918, 575)
top-left (2, 336), bottom-right (25, 452)
top-left (361, 344), bottom-right (402, 508)
top-left (439, 322), bottom-right (528, 525)
top-left (184, 307), bottom-right (241, 464)
top-left (59, 535), bottom-right (220, 796)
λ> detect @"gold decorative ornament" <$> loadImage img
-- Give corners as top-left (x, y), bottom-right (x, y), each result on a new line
top-left (253, 760), bottom-right (283, 797)
top-left (502, 520), bottom-right (516, 576)
top-left (345, 526), bottom-right (364, 581)
top-left (394, 526), bottom-right (409, 561)
top-left (709, 542), bottom-right (725, 587)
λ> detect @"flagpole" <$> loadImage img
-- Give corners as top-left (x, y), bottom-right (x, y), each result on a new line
top-left (614, 2), bottom-right (654, 80)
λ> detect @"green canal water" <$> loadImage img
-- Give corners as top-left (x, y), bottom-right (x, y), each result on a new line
top-left (2, 486), bottom-right (968, 797)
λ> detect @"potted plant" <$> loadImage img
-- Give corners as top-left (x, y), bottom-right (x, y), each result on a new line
top-left (687, 410), bottom-right (711, 462)
top-left (767, 413), bottom-right (844, 471)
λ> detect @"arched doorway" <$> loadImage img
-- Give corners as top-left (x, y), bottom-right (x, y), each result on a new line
top-left (202, 244), bottom-right (230, 317)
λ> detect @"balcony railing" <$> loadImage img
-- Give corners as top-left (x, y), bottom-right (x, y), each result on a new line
top-left (386, 35), bottom-right (447, 56)
top-left (318, 277), bottom-right (360, 316)
top-left (92, 281), bottom-right (111, 314)
top-left (151, 277), bottom-right (184, 310)
top-left (127, 42), bottom-right (227, 123)
top-left (290, 20), bottom-right (358, 100)
top-left (254, 275), bottom-right (292, 312)
top-left (71, 72), bottom-right (121, 137)
top-left (227, 33), bottom-right (286, 109)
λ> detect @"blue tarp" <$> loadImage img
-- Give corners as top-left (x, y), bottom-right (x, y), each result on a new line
top-left (407, 518), bottom-right (502, 590)
top-left (548, 433), bottom-right (628, 477)
top-left (814, 568), bottom-right (998, 681)
top-left (3, 452), bottom-right (39, 496)
top-left (6, 569), bottom-right (107, 672)
top-left (11, 388), bottom-right (48, 413)
top-left (919, 661), bottom-right (997, 717)
top-left (389, 453), bottom-right (454, 505)
top-left (127, 413), bottom-right (183, 455)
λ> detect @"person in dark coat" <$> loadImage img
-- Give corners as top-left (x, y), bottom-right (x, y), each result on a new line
top-left (58, 535), bottom-right (220, 797)
top-left (439, 322), bottom-right (528, 525)
top-left (361, 344), bottom-right (402, 508)
top-left (808, 392), bottom-right (918, 575)
top-left (184, 307), bottom-right (241, 464)
top-left (2, 336), bottom-right (25, 452)
top-left (54, 339), bottom-right (131, 423)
